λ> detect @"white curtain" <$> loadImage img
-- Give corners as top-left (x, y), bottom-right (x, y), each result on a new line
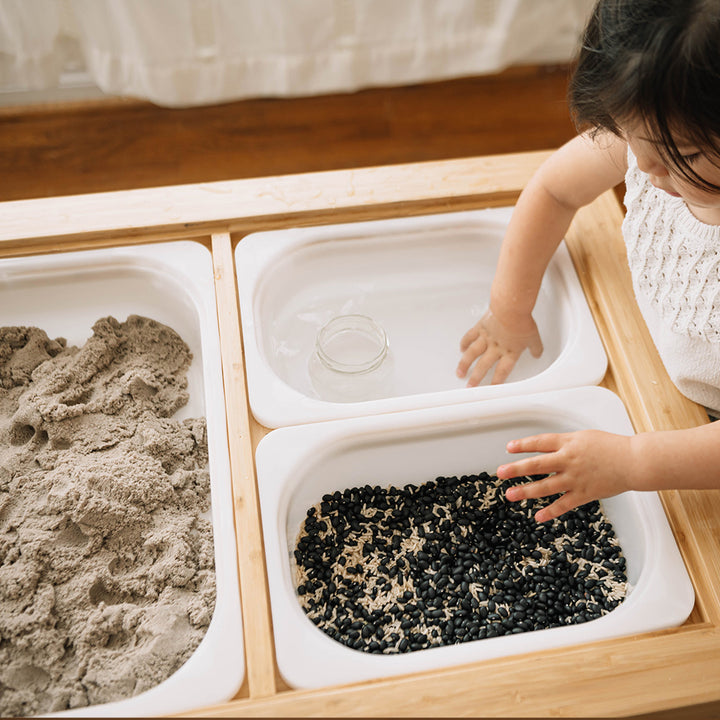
top-left (0, 0), bottom-right (593, 108)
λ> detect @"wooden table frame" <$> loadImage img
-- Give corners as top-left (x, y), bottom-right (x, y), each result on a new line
top-left (2, 151), bottom-right (719, 718)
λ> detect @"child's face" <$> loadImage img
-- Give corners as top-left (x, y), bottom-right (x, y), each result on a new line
top-left (623, 122), bottom-right (720, 214)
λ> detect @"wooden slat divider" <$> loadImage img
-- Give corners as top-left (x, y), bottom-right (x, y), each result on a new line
top-left (210, 232), bottom-right (277, 698)
top-left (185, 626), bottom-right (720, 718)
top-left (0, 152), bottom-right (550, 251)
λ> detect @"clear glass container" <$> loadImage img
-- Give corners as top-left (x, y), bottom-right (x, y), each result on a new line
top-left (308, 314), bottom-right (393, 403)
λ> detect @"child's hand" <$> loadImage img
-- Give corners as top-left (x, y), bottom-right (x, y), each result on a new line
top-left (456, 309), bottom-right (543, 386)
top-left (497, 430), bottom-right (635, 522)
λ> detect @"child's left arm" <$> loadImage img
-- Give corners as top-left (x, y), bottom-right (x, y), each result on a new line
top-left (499, 421), bottom-right (720, 522)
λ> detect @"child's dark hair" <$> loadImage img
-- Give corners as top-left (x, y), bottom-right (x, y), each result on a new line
top-left (569, 0), bottom-right (720, 190)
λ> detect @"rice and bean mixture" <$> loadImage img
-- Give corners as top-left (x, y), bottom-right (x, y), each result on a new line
top-left (294, 472), bottom-right (628, 653)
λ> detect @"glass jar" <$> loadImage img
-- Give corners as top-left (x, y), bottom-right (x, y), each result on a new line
top-left (308, 314), bottom-right (393, 403)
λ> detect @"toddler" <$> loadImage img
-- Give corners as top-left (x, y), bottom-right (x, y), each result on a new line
top-left (456, 0), bottom-right (720, 522)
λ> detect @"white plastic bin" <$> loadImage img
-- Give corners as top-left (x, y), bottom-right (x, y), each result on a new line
top-left (256, 386), bottom-right (694, 689)
top-left (236, 208), bottom-right (607, 427)
top-left (0, 242), bottom-right (244, 717)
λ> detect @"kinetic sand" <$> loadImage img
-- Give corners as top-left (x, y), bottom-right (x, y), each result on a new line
top-left (0, 316), bottom-right (215, 716)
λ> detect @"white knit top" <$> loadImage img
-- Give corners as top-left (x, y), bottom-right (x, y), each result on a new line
top-left (622, 149), bottom-right (720, 414)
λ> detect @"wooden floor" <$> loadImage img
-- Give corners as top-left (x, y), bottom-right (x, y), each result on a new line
top-left (0, 65), bottom-right (576, 202)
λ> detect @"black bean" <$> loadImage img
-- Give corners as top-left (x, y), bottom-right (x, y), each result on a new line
top-left (294, 471), bottom-right (629, 654)
top-left (362, 623), bottom-right (376, 638)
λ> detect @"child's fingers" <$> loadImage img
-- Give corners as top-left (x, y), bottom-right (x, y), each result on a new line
top-left (497, 446), bottom-right (565, 480)
top-left (456, 336), bottom-right (488, 379)
top-left (534, 493), bottom-right (584, 523)
top-left (466, 348), bottom-right (501, 387)
top-left (528, 333), bottom-right (544, 359)
top-left (459, 326), bottom-right (480, 352)
top-left (504, 473), bottom-right (565, 500)
top-left (505, 433), bottom-right (564, 454)
top-left (506, 478), bottom-right (587, 523)
top-left (490, 353), bottom-right (517, 385)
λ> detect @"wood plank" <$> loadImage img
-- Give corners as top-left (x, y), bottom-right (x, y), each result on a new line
top-left (182, 627), bottom-right (720, 718)
top-left (0, 151), bottom-right (552, 251)
top-left (210, 232), bottom-right (277, 698)
top-left (0, 66), bottom-right (575, 202)
top-left (665, 489), bottom-right (720, 625)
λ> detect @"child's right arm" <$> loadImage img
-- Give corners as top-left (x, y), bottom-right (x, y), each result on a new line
top-left (457, 131), bottom-right (629, 386)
